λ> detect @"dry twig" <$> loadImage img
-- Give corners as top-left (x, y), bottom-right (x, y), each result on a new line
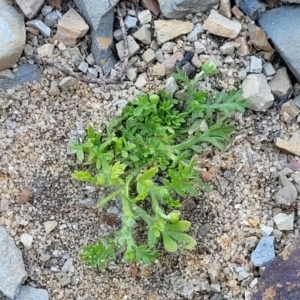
top-left (28, 6), bottom-right (130, 86)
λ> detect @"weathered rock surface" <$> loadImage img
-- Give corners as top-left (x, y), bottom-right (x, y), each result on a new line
top-left (275, 173), bottom-right (298, 205)
top-left (253, 237), bottom-right (300, 300)
top-left (53, 7), bottom-right (89, 46)
top-left (274, 213), bottom-right (294, 231)
top-left (154, 19), bottom-right (193, 45)
top-left (0, 64), bottom-right (41, 90)
top-left (73, 0), bottom-right (119, 75)
top-left (158, 0), bottom-right (219, 18)
top-left (269, 67), bottom-right (292, 98)
top-left (242, 74), bottom-right (274, 111)
top-left (0, 226), bottom-right (27, 298)
top-left (259, 6), bottom-right (300, 83)
top-left (275, 129), bottom-right (300, 156)
top-left (15, 0), bottom-right (44, 19)
top-left (13, 285), bottom-right (49, 300)
top-left (203, 10), bottom-right (241, 39)
top-left (0, 0), bottom-right (26, 71)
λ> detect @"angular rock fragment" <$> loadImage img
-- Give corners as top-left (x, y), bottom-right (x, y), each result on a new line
top-left (116, 36), bottom-right (140, 61)
top-left (203, 10), bottom-right (242, 39)
top-left (0, 226), bottom-right (27, 298)
top-left (274, 213), bottom-right (294, 231)
top-left (275, 130), bottom-right (300, 156)
top-left (269, 67), bottom-right (292, 98)
top-left (251, 236), bottom-right (275, 267)
top-left (14, 285), bottom-right (49, 300)
top-left (236, 0), bottom-right (266, 20)
top-left (242, 74), bottom-right (274, 111)
top-left (15, 0), bottom-right (44, 19)
top-left (154, 19), bottom-right (193, 45)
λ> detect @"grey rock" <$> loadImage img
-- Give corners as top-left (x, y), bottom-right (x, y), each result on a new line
top-left (55, 273), bottom-right (71, 287)
top-left (73, 0), bottom-right (119, 75)
top-left (41, 5), bottom-right (52, 16)
top-left (0, 226), bottom-right (27, 298)
top-left (79, 198), bottom-right (96, 208)
top-left (259, 6), bottom-right (300, 83)
top-left (44, 10), bottom-right (58, 27)
top-left (62, 258), bottom-right (74, 273)
top-left (274, 213), bottom-right (293, 231)
top-left (59, 77), bottom-right (76, 90)
top-left (116, 35), bottom-right (140, 61)
top-left (138, 9), bottom-right (152, 24)
top-left (134, 74), bottom-right (147, 89)
top-left (210, 295), bottom-right (223, 300)
top-left (0, 1), bottom-right (26, 71)
top-left (124, 15), bottom-right (137, 28)
top-left (20, 233), bottom-right (33, 249)
top-left (210, 283), bottom-right (221, 293)
top-left (0, 69), bottom-right (15, 79)
top-left (242, 73), bottom-right (274, 111)
top-left (15, 0), bottom-right (44, 19)
top-left (133, 27), bottom-right (152, 45)
top-left (142, 48), bottom-right (156, 64)
top-left (235, 0), bottom-right (266, 20)
top-left (263, 62), bottom-right (275, 76)
top-left (86, 53), bottom-right (95, 65)
top-left (113, 29), bottom-right (123, 42)
top-left (78, 61), bottom-right (89, 73)
top-left (251, 236), bottom-right (275, 267)
top-left (171, 277), bottom-right (195, 299)
top-left (250, 56), bottom-right (262, 73)
top-left (87, 67), bottom-right (98, 78)
top-left (0, 64), bottom-right (41, 90)
top-left (26, 19), bottom-right (51, 37)
top-left (269, 67), bottom-right (292, 98)
top-left (275, 174), bottom-right (297, 205)
top-left (13, 285), bottom-right (49, 300)
top-left (238, 271), bottom-right (250, 281)
top-left (49, 81), bottom-right (60, 96)
top-left (126, 68), bottom-right (138, 82)
top-left (208, 260), bottom-right (221, 282)
top-left (164, 77), bottom-right (179, 96)
top-left (24, 44), bottom-right (34, 56)
top-left (220, 41), bottom-right (240, 56)
top-left (187, 23), bottom-right (203, 42)
top-left (182, 61), bottom-right (196, 78)
top-left (158, 0), bottom-right (219, 19)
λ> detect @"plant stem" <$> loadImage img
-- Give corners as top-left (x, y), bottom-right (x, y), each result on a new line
top-left (97, 188), bottom-right (123, 208)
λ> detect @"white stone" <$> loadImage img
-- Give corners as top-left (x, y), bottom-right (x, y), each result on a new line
top-left (134, 74), bottom-right (147, 89)
top-left (44, 220), bottom-right (58, 233)
top-left (263, 62), bottom-right (276, 76)
top-left (87, 68), bottom-right (98, 78)
top-left (126, 68), bottom-right (138, 82)
top-left (269, 67), bottom-right (292, 98)
top-left (124, 15), bottom-right (137, 28)
top-left (187, 23), bottom-right (203, 42)
top-left (41, 5), bottom-right (52, 16)
top-left (164, 77), bottom-right (179, 96)
top-left (20, 233), bottom-right (33, 249)
top-left (113, 29), bottom-right (123, 41)
top-left (203, 9), bottom-right (241, 39)
top-left (274, 213), bottom-right (293, 231)
top-left (238, 270), bottom-right (249, 281)
top-left (242, 74), bottom-right (274, 111)
top-left (245, 290), bottom-right (252, 300)
top-left (249, 278), bottom-right (258, 288)
top-left (210, 283), bottom-right (221, 293)
top-left (138, 10), bottom-right (152, 24)
top-left (142, 48), bottom-right (156, 64)
top-left (15, 0), bottom-right (44, 19)
top-left (250, 56), bottom-right (262, 73)
top-left (194, 41), bottom-right (206, 54)
top-left (220, 41), bottom-right (240, 56)
top-left (0, 69), bottom-right (15, 79)
top-left (78, 61), bottom-right (89, 73)
top-left (260, 225), bottom-right (273, 236)
top-left (0, 1), bottom-right (26, 71)
top-left (62, 258), bottom-right (74, 273)
top-left (133, 27), bottom-right (151, 45)
top-left (37, 43), bottom-right (54, 58)
top-left (49, 81), bottom-right (60, 96)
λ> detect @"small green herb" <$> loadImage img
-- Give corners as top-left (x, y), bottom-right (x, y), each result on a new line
top-left (71, 62), bottom-right (250, 268)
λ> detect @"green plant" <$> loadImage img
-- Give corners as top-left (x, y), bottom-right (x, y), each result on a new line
top-left (71, 61), bottom-right (250, 268)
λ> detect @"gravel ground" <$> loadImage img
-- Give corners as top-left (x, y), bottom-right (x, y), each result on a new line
top-left (1, 3), bottom-right (300, 300)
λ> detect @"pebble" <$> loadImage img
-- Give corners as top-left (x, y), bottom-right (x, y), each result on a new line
top-left (62, 258), bottom-right (74, 273)
top-left (87, 68), bottom-right (98, 78)
top-left (242, 73), bottom-right (274, 111)
top-left (235, 0), bottom-right (266, 20)
top-left (124, 15), bottom-right (138, 28)
top-left (133, 27), bottom-right (152, 45)
top-left (274, 213), bottom-right (294, 231)
top-left (231, 5), bottom-right (244, 19)
top-left (235, 36), bottom-right (250, 56)
top-left (250, 56), bottom-right (262, 73)
top-left (53, 8), bottom-right (89, 46)
top-left (78, 62), bottom-right (89, 73)
top-left (37, 44), bottom-right (54, 59)
top-left (152, 63), bottom-right (166, 77)
top-left (280, 100), bottom-right (300, 123)
top-left (260, 225), bottom-right (273, 236)
top-left (219, 0), bottom-right (232, 19)
top-left (187, 23), bottom-right (203, 42)
top-left (203, 9), bottom-right (242, 39)
top-left (14, 285), bottom-right (49, 300)
top-left (269, 67), bottom-right (292, 98)
top-left (44, 220), bottom-right (58, 233)
top-left (49, 81), bottom-right (60, 96)
top-left (41, 5), bottom-right (52, 16)
top-left (220, 41), bottom-right (240, 56)
top-left (20, 233), bottom-right (33, 249)
top-left (210, 283), bottom-right (221, 293)
top-left (59, 76), bottom-right (76, 90)
top-left (15, 0), bottom-right (44, 19)
top-left (113, 29), bottom-right (123, 42)
top-left (126, 68), bottom-right (138, 82)
top-left (154, 19), bottom-right (193, 45)
top-left (164, 77), bottom-right (179, 96)
top-left (263, 62), bottom-right (275, 76)
top-left (275, 129), bottom-right (300, 156)
top-left (138, 9), bottom-right (152, 24)
top-left (44, 10), bottom-right (59, 27)
top-left (26, 19), bottom-right (51, 37)
top-left (116, 36), bottom-right (140, 61)
top-left (19, 188), bottom-right (31, 204)
top-left (78, 198), bottom-right (96, 208)
top-left (248, 24), bottom-right (274, 54)
top-left (251, 236), bottom-right (275, 267)
top-left (55, 273), bottom-right (71, 287)
top-left (142, 49), bottom-right (156, 64)
top-left (238, 270), bottom-right (250, 281)
top-left (194, 41), bottom-right (206, 54)
top-left (134, 74), bottom-right (147, 89)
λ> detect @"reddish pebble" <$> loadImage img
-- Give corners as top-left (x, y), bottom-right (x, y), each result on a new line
top-left (19, 188), bottom-right (31, 204)
top-left (288, 158), bottom-right (300, 172)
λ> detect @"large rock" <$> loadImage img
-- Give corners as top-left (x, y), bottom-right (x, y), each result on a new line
top-left (158, 0), bottom-right (219, 18)
top-left (253, 237), bottom-right (300, 299)
top-left (0, 0), bottom-right (26, 71)
top-left (0, 226), bottom-right (27, 298)
top-left (73, 0), bottom-right (119, 75)
top-left (235, 0), bottom-right (265, 20)
top-left (12, 285), bottom-right (49, 300)
top-left (259, 6), bottom-right (300, 83)
top-left (242, 73), bottom-right (274, 111)
top-left (0, 64), bottom-right (41, 90)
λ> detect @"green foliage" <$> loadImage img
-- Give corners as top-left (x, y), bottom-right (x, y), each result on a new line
top-left (71, 62), bottom-right (250, 269)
